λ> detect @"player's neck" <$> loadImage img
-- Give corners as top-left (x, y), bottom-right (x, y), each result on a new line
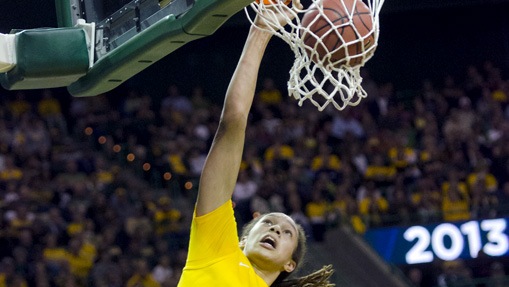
top-left (251, 261), bottom-right (280, 286)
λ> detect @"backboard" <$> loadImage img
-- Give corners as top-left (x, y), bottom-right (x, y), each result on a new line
top-left (57, 0), bottom-right (253, 97)
top-left (0, 0), bottom-right (252, 96)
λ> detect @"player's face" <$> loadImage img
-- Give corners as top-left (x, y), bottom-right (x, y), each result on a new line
top-left (241, 213), bottom-right (299, 273)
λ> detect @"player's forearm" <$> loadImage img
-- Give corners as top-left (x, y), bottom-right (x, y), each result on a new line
top-left (195, 27), bottom-right (272, 216)
top-left (222, 26), bottom-right (272, 123)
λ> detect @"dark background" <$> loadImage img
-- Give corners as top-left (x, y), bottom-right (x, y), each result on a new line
top-left (1, 0), bottom-right (509, 102)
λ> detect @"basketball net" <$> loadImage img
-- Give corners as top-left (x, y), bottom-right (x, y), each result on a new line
top-left (245, 0), bottom-right (385, 111)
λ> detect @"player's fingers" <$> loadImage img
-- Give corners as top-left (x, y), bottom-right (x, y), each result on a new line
top-left (292, 0), bottom-right (303, 10)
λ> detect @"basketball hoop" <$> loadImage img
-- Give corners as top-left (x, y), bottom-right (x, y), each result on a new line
top-left (245, 0), bottom-right (385, 111)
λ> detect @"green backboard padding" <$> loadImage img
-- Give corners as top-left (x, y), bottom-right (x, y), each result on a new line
top-left (68, 0), bottom-right (252, 97)
top-left (0, 28), bottom-right (89, 90)
top-left (181, 0), bottom-right (252, 35)
top-left (55, 0), bottom-right (74, 28)
top-left (68, 14), bottom-right (198, 97)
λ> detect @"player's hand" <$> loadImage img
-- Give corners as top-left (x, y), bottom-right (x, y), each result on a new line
top-left (253, 0), bottom-right (303, 31)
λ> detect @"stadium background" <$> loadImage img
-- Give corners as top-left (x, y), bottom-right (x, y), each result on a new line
top-left (0, 0), bottom-right (509, 286)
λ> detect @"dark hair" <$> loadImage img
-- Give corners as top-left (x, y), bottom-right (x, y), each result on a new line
top-left (241, 214), bottom-right (334, 287)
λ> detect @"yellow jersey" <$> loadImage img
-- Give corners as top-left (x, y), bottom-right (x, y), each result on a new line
top-left (178, 200), bottom-right (268, 287)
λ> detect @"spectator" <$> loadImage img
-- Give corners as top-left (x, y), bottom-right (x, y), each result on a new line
top-left (496, 182), bottom-right (509, 216)
top-left (263, 137), bottom-right (294, 171)
top-left (37, 89), bottom-right (68, 136)
top-left (487, 261), bottom-right (507, 287)
top-left (250, 184), bottom-right (286, 218)
top-left (363, 153), bottom-right (397, 186)
top-left (358, 181), bottom-right (389, 227)
top-left (441, 182), bottom-right (471, 222)
top-left (63, 236), bottom-right (96, 285)
top-left (126, 259), bottom-right (160, 287)
top-left (7, 92), bottom-right (31, 119)
top-left (257, 77), bottom-right (283, 107)
top-left (407, 267), bottom-right (423, 287)
top-left (305, 189), bottom-right (329, 242)
top-left (330, 183), bottom-right (356, 226)
top-left (330, 108), bottom-right (365, 140)
top-left (411, 177), bottom-right (441, 224)
top-left (89, 247), bottom-right (123, 287)
top-left (436, 260), bottom-right (473, 287)
top-left (470, 177), bottom-right (498, 219)
top-left (466, 163), bottom-right (498, 193)
top-left (151, 196), bottom-right (184, 251)
top-left (0, 257), bottom-right (27, 287)
top-left (151, 255), bottom-right (173, 285)
top-left (0, 155), bottom-right (22, 183)
top-left (233, 170), bottom-right (259, 227)
top-left (160, 84), bottom-right (193, 115)
top-left (386, 185), bottom-right (411, 225)
top-left (310, 143), bottom-right (341, 179)
top-left (5, 202), bottom-right (35, 237)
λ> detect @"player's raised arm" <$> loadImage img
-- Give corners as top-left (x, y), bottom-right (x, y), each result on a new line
top-left (195, 0), bottom-right (303, 217)
top-left (195, 26), bottom-right (272, 217)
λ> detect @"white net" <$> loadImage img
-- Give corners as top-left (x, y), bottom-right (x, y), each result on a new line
top-left (245, 0), bottom-right (385, 111)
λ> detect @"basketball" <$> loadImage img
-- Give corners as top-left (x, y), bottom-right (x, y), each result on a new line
top-left (255, 0), bottom-right (292, 5)
top-left (301, 0), bottom-right (375, 67)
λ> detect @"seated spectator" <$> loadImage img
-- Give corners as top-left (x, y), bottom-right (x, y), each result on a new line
top-left (161, 84), bottom-right (193, 115)
top-left (54, 160), bottom-right (88, 190)
top-left (310, 143), bottom-right (341, 179)
top-left (42, 233), bottom-right (67, 279)
top-left (164, 140), bottom-right (189, 183)
top-left (411, 177), bottom-right (441, 224)
top-left (470, 178), bottom-right (498, 219)
top-left (152, 196), bottom-right (184, 251)
top-left (250, 173), bottom-right (286, 215)
top-left (124, 204), bottom-right (152, 240)
top-left (387, 137), bottom-right (417, 171)
top-left (330, 108), bottom-right (365, 140)
top-left (496, 182), bottom-right (509, 217)
top-left (232, 170), bottom-right (259, 227)
top-left (151, 255), bottom-right (173, 286)
top-left (487, 261), bottom-right (507, 287)
top-left (442, 182), bottom-right (471, 222)
top-left (305, 189), bottom-right (330, 242)
top-left (347, 200), bottom-right (366, 234)
top-left (330, 183), bottom-right (356, 226)
top-left (4, 202), bottom-right (35, 237)
top-left (257, 77), bottom-right (283, 107)
top-left (0, 257), bottom-right (27, 287)
top-left (358, 181), bottom-right (389, 227)
top-left (364, 153), bottom-right (397, 186)
top-left (466, 163), bottom-right (498, 193)
top-left (7, 92), bottom-right (31, 119)
top-left (263, 138), bottom-right (294, 171)
top-left (441, 169), bottom-right (469, 200)
top-left (0, 156), bottom-right (22, 183)
top-left (436, 260), bottom-right (473, 287)
top-left (63, 236), bottom-right (96, 285)
top-left (126, 259), bottom-right (160, 287)
top-left (37, 89), bottom-right (68, 136)
top-left (387, 186), bottom-right (411, 225)
top-left (90, 247), bottom-right (123, 287)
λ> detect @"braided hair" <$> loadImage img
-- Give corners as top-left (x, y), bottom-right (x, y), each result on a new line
top-left (274, 265), bottom-right (335, 287)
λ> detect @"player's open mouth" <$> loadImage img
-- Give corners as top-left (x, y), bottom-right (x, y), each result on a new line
top-left (260, 235), bottom-right (277, 249)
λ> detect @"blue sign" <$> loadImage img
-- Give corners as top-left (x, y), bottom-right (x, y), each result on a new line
top-left (364, 218), bottom-right (509, 265)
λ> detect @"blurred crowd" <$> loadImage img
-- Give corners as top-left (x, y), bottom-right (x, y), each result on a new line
top-left (0, 60), bottom-right (508, 286)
